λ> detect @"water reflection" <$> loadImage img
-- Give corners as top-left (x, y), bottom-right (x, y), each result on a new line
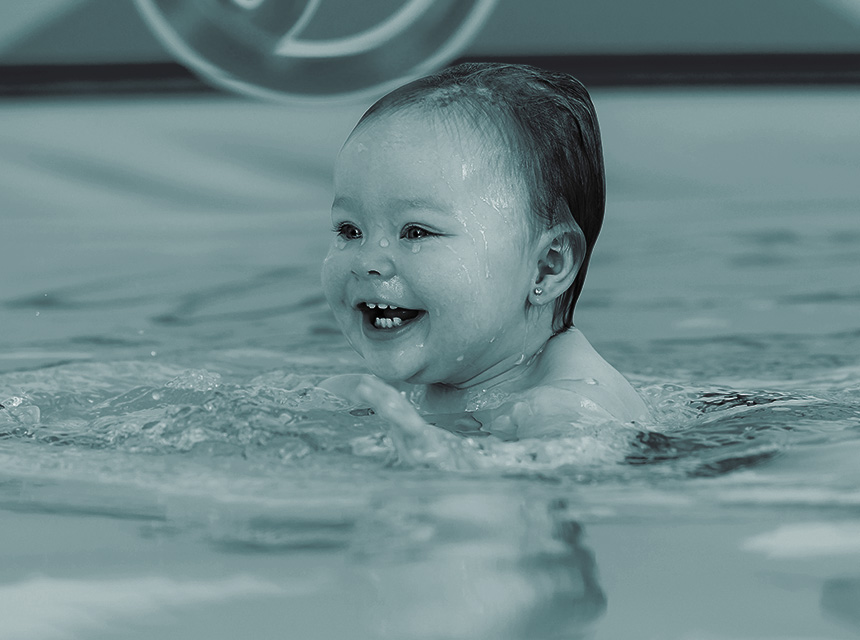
top-left (821, 576), bottom-right (860, 631)
top-left (202, 489), bottom-right (607, 639)
top-left (513, 500), bottom-right (606, 639)
top-left (0, 473), bottom-right (606, 639)
top-left (344, 491), bottom-right (605, 639)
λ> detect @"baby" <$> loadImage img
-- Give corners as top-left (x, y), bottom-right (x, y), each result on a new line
top-left (320, 63), bottom-right (648, 464)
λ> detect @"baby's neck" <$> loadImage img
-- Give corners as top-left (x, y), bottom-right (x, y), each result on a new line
top-left (422, 331), bottom-right (554, 412)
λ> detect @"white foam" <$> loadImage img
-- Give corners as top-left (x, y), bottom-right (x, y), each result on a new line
top-left (742, 522), bottom-right (860, 558)
top-left (0, 575), bottom-right (285, 640)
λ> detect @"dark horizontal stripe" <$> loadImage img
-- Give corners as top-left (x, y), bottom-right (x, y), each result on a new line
top-left (0, 62), bottom-right (213, 97)
top-left (2, 53), bottom-right (860, 97)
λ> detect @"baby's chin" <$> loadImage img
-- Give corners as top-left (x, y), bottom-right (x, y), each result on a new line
top-left (367, 366), bottom-right (433, 388)
top-left (363, 357), bottom-right (468, 389)
top-left (360, 353), bottom-right (421, 385)
top-left (360, 350), bottom-right (451, 387)
top-left (354, 335), bottom-right (474, 387)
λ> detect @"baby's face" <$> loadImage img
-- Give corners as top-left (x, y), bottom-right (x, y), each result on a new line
top-left (322, 110), bottom-right (540, 387)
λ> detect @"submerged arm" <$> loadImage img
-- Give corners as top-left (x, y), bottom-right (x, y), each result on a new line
top-left (319, 374), bottom-right (481, 470)
top-left (472, 384), bottom-right (630, 440)
top-left (318, 376), bottom-right (638, 469)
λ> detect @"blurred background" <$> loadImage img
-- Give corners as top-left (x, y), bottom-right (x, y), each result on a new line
top-left (2, 1), bottom-right (859, 351)
top-left (3, 0), bottom-right (860, 95)
top-left (1, 9), bottom-right (859, 638)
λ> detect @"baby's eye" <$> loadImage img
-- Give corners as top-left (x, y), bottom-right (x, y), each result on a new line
top-left (401, 225), bottom-right (437, 241)
top-left (333, 222), bottom-right (362, 240)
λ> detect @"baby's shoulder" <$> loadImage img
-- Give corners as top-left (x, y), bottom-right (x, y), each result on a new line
top-left (469, 383), bottom-right (617, 441)
top-left (546, 329), bottom-right (642, 389)
top-left (498, 330), bottom-right (649, 436)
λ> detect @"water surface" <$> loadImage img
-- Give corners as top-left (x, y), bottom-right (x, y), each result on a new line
top-left (2, 88), bottom-right (859, 639)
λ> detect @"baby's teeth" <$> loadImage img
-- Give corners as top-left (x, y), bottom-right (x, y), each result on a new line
top-left (367, 303), bottom-right (376, 309)
top-left (377, 304), bottom-right (388, 310)
top-left (373, 317), bottom-right (402, 329)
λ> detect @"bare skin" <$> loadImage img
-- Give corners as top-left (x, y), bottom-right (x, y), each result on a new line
top-left (320, 109), bottom-right (648, 467)
top-left (320, 329), bottom-right (648, 467)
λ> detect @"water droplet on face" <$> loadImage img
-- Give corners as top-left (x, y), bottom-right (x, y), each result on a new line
top-left (477, 227), bottom-right (491, 279)
top-left (379, 238), bottom-right (390, 248)
top-left (411, 244), bottom-right (421, 253)
top-left (151, 392), bottom-right (162, 401)
top-left (334, 237), bottom-right (347, 250)
top-left (456, 355), bottom-right (464, 362)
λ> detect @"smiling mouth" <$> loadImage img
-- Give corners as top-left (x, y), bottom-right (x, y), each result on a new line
top-left (358, 302), bottom-right (424, 330)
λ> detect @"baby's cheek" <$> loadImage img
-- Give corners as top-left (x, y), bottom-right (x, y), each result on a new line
top-left (440, 253), bottom-right (477, 287)
top-left (321, 253), bottom-right (347, 301)
top-left (320, 255), bottom-right (333, 286)
top-left (322, 243), bottom-right (349, 271)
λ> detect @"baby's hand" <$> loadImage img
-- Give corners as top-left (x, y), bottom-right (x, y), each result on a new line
top-left (319, 374), bottom-right (479, 471)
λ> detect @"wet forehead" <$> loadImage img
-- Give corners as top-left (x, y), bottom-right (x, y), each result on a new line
top-left (342, 110), bottom-right (484, 167)
top-left (335, 110), bottom-right (521, 215)
top-left (332, 194), bottom-right (453, 217)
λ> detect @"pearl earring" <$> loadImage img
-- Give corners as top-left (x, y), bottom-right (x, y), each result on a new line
top-left (533, 287), bottom-right (543, 296)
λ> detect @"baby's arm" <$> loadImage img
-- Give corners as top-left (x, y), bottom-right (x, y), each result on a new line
top-left (319, 374), bottom-right (480, 470)
top-left (318, 376), bottom-right (635, 468)
top-left (472, 384), bottom-right (625, 440)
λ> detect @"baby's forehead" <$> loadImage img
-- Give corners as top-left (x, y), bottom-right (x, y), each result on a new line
top-left (343, 102), bottom-right (536, 206)
top-left (339, 108), bottom-right (532, 221)
top-left (370, 126), bottom-right (515, 198)
top-left (360, 101), bottom-right (505, 145)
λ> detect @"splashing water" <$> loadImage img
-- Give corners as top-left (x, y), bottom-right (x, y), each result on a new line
top-left (3, 90), bottom-right (860, 639)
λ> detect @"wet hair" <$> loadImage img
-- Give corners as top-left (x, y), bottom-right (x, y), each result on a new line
top-left (356, 62), bottom-right (605, 333)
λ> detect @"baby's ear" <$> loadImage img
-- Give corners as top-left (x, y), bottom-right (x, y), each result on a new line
top-left (531, 225), bottom-right (586, 305)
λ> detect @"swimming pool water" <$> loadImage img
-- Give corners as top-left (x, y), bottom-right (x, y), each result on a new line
top-left (2, 88), bottom-right (859, 639)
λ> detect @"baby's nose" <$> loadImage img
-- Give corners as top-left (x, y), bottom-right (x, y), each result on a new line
top-left (353, 237), bottom-right (396, 278)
